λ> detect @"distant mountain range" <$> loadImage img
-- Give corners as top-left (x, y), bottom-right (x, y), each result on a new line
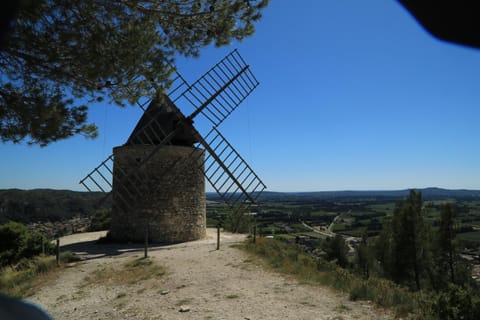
top-left (279, 187), bottom-right (480, 199)
top-left (207, 187), bottom-right (480, 201)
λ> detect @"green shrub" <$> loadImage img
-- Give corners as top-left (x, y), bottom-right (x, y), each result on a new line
top-left (88, 208), bottom-right (111, 231)
top-left (0, 222), bottom-right (28, 265)
top-left (59, 251), bottom-right (82, 263)
top-left (322, 235), bottom-right (349, 268)
top-left (349, 282), bottom-right (374, 301)
top-left (0, 221), bottom-right (53, 267)
top-left (223, 209), bottom-right (252, 233)
top-left (19, 230), bottom-right (52, 258)
top-left (432, 284), bottom-right (480, 320)
top-left (32, 256), bottom-right (57, 274)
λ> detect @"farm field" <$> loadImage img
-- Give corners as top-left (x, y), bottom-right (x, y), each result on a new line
top-left (207, 188), bottom-right (480, 248)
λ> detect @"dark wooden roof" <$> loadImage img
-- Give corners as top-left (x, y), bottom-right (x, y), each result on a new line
top-left (126, 96), bottom-right (197, 146)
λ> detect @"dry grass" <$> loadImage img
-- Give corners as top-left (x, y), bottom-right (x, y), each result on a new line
top-left (0, 252), bottom-right (81, 298)
top-left (175, 298), bottom-right (193, 306)
top-left (82, 257), bottom-right (166, 288)
top-left (239, 237), bottom-right (428, 318)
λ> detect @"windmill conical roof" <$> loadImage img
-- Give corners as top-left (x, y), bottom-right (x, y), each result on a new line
top-left (126, 96), bottom-right (197, 146)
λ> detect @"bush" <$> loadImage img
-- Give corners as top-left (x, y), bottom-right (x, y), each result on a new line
top-left (59, 251), bottom-right (82, 263)
top-left (322, 235), bottom-right (349, 268)
top-left (0, 222), bottom-right (53, 267)
top-left (223, 209), bottom-right (253, 233)
top-left (349, 282), bottom-right (374, 301)
top-left (432, 284), bottom-right (480, 320)
top-left (88, 208), bottom-right (111, 231)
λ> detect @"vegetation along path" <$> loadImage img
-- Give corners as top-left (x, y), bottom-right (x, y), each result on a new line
top-left (29, 229), bottom-right (392, 320)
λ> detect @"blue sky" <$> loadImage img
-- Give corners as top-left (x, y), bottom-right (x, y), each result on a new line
top-left (2, 0), bottom-right (480, 192)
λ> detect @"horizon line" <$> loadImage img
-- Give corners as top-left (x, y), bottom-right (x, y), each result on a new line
top-left (3, 186), bottom-right (480, 193)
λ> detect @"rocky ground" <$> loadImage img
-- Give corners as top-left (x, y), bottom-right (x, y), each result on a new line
top-left (29, 229), bottom-right (393, 320)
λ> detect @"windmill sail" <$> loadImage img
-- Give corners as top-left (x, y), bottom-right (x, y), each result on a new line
top-left (179, 49), bottom-right (259, 126)
top-left (197, 128), bottom-right (266, 207)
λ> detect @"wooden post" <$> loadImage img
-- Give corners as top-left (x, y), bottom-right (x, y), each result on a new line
top-left (41, 237), bottom-right (45, 255)
top-left (253, 225), bottom-right (257, 244)
top-left (55, 238), bottom-right (60, 266)
top-left (144, 224), bottom-right (149, 259)
top-left (216, 224), bottom-right (220, 250)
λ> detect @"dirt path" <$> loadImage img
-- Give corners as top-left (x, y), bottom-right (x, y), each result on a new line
top-left (29, 230), bottom-right (393, 320)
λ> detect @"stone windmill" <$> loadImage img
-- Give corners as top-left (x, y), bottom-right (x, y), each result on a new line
top-left (79, 50), bottom-right (266, 243)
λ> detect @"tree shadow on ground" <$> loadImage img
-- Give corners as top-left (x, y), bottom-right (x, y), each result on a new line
top-left (59, 239), bottom-right (178, 261)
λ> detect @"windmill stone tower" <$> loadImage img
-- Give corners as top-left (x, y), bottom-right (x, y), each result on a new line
top-left (80, 50), bottom-right (266, 245)
top-left (109, 97), bottom-right (206, 243)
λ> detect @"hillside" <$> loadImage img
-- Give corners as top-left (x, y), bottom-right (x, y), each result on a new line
top-left (0, 189), bottom-right (107, 224)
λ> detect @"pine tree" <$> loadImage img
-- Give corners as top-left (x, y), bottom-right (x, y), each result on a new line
top-left (355, 232), bottom-right (372, 278)
top-left (323, 234), bottom-right (349, 268)
top-left (379, 190), bottom-right (429, 290)
top-left (438, 203), bottom-right (457, 284)
top-left (375, 219), bottom-right (394, 278)
top-left (433, 203), bottom-right (473, 288)
top-left (0, 0), bottom-right (269, 146)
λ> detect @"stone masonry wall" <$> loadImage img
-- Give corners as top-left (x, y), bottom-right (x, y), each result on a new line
top-left (109, 145), bottom-right (206, 243)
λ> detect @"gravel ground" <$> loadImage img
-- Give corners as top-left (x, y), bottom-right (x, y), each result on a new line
top-left (29, 229), bottom-right (393, 320)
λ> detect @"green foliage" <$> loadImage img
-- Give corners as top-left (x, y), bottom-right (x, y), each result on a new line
top-left (241, 237), bottom-right (335, 282)
top-left (322, 234), bottom-right (349, 268)
top-left (428, 203), bottom-right (475, 292)
top-left (432, 284), bottom-right (480, 320)
top-left (88, 208), bottom-right (111, 231)
top-left (375, 190), bottom-right (431, 290)
top-left (0, 82), bottom-right (97, 146)
top-left (373, 192), bottom-right (476, 296)
top-left (0, 221), bottom-right (53, 267)
top-left (1, 0), bottom-right (269, 146)
top-left (438, 204), bottom-right (457, 257)
top-left (457, 231), bottom-right (480, 242)
top-left (431, 204), bottom-right (459, 288)
top-left (391, 190), bottom-right (428, 290)
top-left (349, 277), bottom-right (428, 316)
top-left (59, 251), bottom-right (82, 264)
top-left (223, 209), bottom-right (253, 233)
top-left (374, 220), bottom-right (394, 277)
top-left (0, 189), bottom-right (107, 223)
top-left (355, 233), bottom-right (373, 278)
top-left (0, 221), bottom-right (28, 265)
